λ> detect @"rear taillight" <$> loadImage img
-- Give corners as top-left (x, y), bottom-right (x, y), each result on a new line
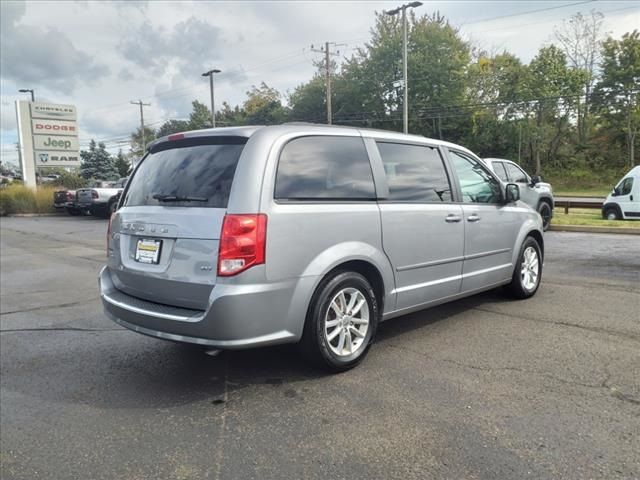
top-left (217, 214), bottom-right (267, 276)
top-left (91, 189), bottom-right (99, 199)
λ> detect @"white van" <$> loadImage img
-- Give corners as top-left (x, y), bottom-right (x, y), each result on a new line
top-left (602, 166), bottom-right (640, 220)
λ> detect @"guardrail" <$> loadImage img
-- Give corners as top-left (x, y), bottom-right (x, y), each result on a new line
top-left (555, 197), bottom-right (604, 214)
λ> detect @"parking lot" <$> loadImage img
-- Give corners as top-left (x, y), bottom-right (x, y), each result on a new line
top-left (1, 215), bottom-right (639, 479)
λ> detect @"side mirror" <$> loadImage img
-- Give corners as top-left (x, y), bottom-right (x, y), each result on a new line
top-left (505, 183), bottom-right (520, 203)
top-left (530, 175), bottom-right (541, 186)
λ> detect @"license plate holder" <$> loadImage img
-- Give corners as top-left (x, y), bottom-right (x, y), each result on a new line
top-left (135, 238), bottom-right (162, 264)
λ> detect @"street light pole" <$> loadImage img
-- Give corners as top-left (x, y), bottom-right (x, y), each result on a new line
top-left (18, 89), bottom-right (35, 102)
top-left (202, 68), bottom-right (222, 128)
top-left (385, 1), bottom-right (423, 134)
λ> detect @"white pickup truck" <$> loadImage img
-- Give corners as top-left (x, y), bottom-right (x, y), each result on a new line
top-left (76, 177), bottom-right (128, 218)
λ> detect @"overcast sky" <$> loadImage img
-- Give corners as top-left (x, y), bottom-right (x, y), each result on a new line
top-left (1, 0), bottom-right (638, 167)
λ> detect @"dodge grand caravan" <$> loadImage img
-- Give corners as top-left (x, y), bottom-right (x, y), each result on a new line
top-left (100, 124), bottom-right (544, 371)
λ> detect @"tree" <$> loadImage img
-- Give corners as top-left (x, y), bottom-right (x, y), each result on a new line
top-left (288, 76), bottom-right (326, 122)
top-left (114, 149), bottom-right (130, 177)
top-left (524, 45), bottom-right (587, 174)
top-left (80, 140), bottom-right (118, 180)
top-left (554, 10), bottom-right (605, 142)
top-left (188, 100), bottom-right (213, 129)
top-left (594, 30), bottom-right (640, 167)
top-left (156, 119), bottom-right (190, 137)
top-left (130, 126), bottom-right (156, 158)
top-left (243, 82), bottom-right (288, 124)
top-left (216, 101), bottom-right (246, 126)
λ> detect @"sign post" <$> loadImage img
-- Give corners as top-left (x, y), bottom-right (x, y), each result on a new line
top-left (15, 100), bottom-right (80, 188)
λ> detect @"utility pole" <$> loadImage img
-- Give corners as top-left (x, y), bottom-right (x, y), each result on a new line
top-left (385, 2), bottom-right (423, 134)
top-left (130, 100), bottom-right (151, 153)
top-left (311, 42), bottom-right (345, 124)
top-left (202, 68), bottom-right (222, 128)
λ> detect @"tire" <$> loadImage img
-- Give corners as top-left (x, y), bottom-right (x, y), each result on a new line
top-left (299, 271), bottom-right (379, 372)
top-left (107, 200), bottom-right (118, 217)
top-left (604, 208), bottom-right (619, 221)
top-left (537, 201), bottom-right (552, 231)
top-left (66, 207), bottom-right (81, 216)
top-left (505, 236), bottom-right (542, 299)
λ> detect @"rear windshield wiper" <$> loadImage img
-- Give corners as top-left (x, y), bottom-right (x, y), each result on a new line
top-left (152, 194), bottom-right (208, 202)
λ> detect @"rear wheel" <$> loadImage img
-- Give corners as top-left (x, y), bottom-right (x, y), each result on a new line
top-left (505, 236), bottom-right (542, 299)
top-left (299, 271), bottom-right (378, 372)
top-left (108, 200), bottom-right (118, 217)
top-left (66, 207), bottom-right (81, 216)
top-left (537, 201), bottom-right (552, 231)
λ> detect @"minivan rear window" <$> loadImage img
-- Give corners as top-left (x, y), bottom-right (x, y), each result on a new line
top-left (122, 137), bottom-right (247, 208)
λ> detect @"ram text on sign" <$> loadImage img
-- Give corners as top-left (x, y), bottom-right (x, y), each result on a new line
top-left (31, 119), bottom-right (78, 137)
top-left (33, 134), bottom-right (79, 151)
top-left (35, 151), bottom-right (81, 167)
top-left (30, 102), bottom-right (76, 121)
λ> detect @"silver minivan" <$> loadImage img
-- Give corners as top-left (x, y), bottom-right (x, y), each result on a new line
top-left (100, 125), bottom-right (544, 371)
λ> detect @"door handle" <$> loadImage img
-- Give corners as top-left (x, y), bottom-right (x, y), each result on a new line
top-left (631, 195), bottom-right (634, 201)
top-left (445, 214), bottom-right (462, 223)
top-left (467, 214), bottom-right (481, 222)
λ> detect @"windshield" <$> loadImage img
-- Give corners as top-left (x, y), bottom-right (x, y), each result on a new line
top-left (122, 137), bottom-right (247, 208)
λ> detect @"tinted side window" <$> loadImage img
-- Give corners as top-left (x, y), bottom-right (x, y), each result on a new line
top-left (620, 177), bottom-right (633, 195)
top-left (377, 142), bottom-right (451, 202)
top-left (504, 163), bottom-right (528, 183)
top-left (449, 150), bottom-right (501, 204)
top-left (275, 136), bottom-right (375, 200)
top-left (493, 162), bottom-right (509, 182)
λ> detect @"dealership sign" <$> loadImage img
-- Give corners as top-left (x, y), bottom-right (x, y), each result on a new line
top-left (16, 100), bottom-right (81, 187)
top-left (30, 102), bottom-right (76, 121)
top-left (32, 119), bottom-right (77, 136)
top-left (33, 135), bottom-right (79, 151)
top-left (35, 151), bottom-right (81, 167)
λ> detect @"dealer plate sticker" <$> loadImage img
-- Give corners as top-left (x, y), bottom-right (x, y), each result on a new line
top-left (135, 238), bottom-right (162, 264)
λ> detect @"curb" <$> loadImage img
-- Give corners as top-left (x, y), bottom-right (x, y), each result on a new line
top-left (549, 224), bottom-right (640, 235)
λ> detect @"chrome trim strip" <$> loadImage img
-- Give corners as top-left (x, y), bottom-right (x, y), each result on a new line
top-left (396, 256), bottom-right (464, 272)
top-left (392, 263), bottom-right (512, 294)
top-left (464, 248), bottom-right (511, 261)
top-left (392, 274), bottom-right (461, 294)
top-left (102, 293), bottom-right (204, 322)
top-left (396, 248), bottom-right (510, 272)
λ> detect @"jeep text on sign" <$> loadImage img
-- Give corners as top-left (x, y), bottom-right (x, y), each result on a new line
top-left (33, 135), bottom-right (79, 151)
top-left (34, 151), bottom-right (81, 167)
top-left (31, 119), bottom-right (78, 137)
top-left (30, 102), bottom-right (76, 121)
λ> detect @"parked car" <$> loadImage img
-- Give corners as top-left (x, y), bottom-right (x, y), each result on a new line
top-left (602, 166), bottom-right (640, 220)
top-left (100, 125), bottom-right (544, 371)
top-left (483, 158), bottom-right (554, 231)
top-left (53, 189), bottom-right (77, 211)
top-left (76, 177), bottom-right (128, 218)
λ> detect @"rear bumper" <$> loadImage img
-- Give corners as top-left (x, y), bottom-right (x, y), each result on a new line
top-left (99, 266), bottom-right (305, 349)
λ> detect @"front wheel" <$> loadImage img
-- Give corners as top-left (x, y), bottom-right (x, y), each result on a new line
top-left (299, 271), bottom-right (379, 372)
top-left (604, 208), bottom-right (619, 221)
top-left (537, 201), bottom-right (552, 231)
top-left (505, 236), bottom-right (542, 299)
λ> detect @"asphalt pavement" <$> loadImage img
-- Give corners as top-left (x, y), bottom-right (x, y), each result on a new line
top-left (1, 216), bottom-right (639, 480)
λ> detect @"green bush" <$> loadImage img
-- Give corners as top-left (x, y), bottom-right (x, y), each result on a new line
top-left (0, 190), bottom-right (16, 216)
top-left (0, 185), bottom-right (56, 216)
top-left (53, 171), bottom-right (87, 189)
